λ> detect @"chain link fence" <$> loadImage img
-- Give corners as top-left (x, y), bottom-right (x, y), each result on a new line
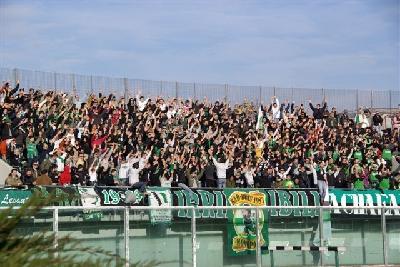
top-left (1, 67), bottom-right (398, 112)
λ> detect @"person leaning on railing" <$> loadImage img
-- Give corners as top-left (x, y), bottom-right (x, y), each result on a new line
top-left (34, 170), bottom-right (52, 186)
top-left (5, 168), bottom-right (23, 187)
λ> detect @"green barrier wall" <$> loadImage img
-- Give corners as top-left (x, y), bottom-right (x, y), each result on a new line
top-left (4, 187), bottom-right (400, 266)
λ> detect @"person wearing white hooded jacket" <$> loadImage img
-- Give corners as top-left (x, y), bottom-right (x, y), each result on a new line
top-left (269, 96), bottom-right (281, 121)
top-left (136, 94), bottom-right (149, 112)
top-left (243, 168), bottom-right (255, 187)
top-left (127, 162), bottom-right (143, 185)
top-left (126, 148), bottom-right (152, 168)
top-left (212, 156), bottom-right (230, 189)
top-left (126, 149), bottom-right (152, 185)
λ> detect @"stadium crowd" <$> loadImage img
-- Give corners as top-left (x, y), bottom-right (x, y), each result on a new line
top-left (1, 81), bottom-right (399, 195)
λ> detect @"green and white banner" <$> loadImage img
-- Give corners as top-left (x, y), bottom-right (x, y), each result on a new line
top-left (0, 189), bottom-right (31, 206)
top-left (329, 189), bottom-right (400, 215)
top-left (224, 189), bottom-right (269, 256)
top-left (148, 187), bottom-right (172, 224)
top-left (1, 187), bottom-right (399, 217)
top-left (78, 187), bottom-right (103, 221)
top-left (95, 186), bottom-right (146, 206)
top-left (33, 186), bottom-right (81, 206)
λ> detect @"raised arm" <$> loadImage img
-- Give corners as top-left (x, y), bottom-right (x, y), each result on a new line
top-left (212, 157), bottom-right (219, 166)
top-left (347, 148), bottom-right (354, 160)
top-left (309, 100), bottom-right (315, 111)
top-left (274, 96), bottom-right (280, 107)
top-left (284, 165), bottom-right (292, 176)
top-left (145, 146), bottom-right (153, 161)
top-left (285, 101), bottom-right (290, 113)
top-left (8, 81), bottom-right (20, 97)
top-left (322, 100), bottom-right (327, 110)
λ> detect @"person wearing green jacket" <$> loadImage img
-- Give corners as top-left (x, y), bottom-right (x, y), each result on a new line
top-left (26, 137), bottom-right (39, 167)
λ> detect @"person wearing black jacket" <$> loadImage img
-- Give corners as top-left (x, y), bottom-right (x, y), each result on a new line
top-left (298, 165), bottom-right (311, 188)
top-left (72, 165), bottom-right (88, 185)
top-left (143, 161), bottom-right (162, 186)
top-left (0, 118), bottom-right (12, 160)
top-left (255, 166), bottom-right (275, 188)
top-left (99, 168), bottom-right (116, 186)
top-left (0, 118), bottom-right (13, 140)
top-left (333, 167), bottom-right (347, 188)
top-left (140, 162), bottom-right (152, 183)
top-left (204, 160), bottom-right (216, 188)
top-left (372, 112), bottom-right (383, 135)
top-left (309, 99), bottom-right (327, 120)
top-left (1, 81), bottom-right (19, 103)
top-left (172, 163), bottom-right (188, 186)
top-left (22, 168), bottom-right (35, 186)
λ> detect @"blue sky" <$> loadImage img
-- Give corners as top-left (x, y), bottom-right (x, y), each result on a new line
top-left (0, 0), bottom-right (399, 90)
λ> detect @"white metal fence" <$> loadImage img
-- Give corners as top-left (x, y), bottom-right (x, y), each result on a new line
top-left (4, 205), bottom-right (398, 267)
top-left (1, 67), bottom-right (399, 112)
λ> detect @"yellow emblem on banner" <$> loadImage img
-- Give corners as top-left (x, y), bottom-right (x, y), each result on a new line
top-left (228, 191), bottom-right (266, 206)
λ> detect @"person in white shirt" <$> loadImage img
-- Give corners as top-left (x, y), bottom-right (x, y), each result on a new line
top-left (277, 164), bottom-right (292, 181)
top-left (51, 135), bottom-right (65, 154)
top-left (56, 152), bottom-right (67, 172)
top-left (127, 162), bottom-right (143, 185)
top-left (0, 92), bottom-right (6, 105)
top-left (243, 165), bottom-right (255, 188)
top-left (355, 109), bottom-right (370, 128)
top-left (158, 98), bottom-right (167, 111)
top-left (137, 95), bottom-right (149, 112)
top-left (212, 156), bottom-right (230, 189)
top-left (118, 158), bottom-right (130, 185)
top-left (127, 148), bottom-right (152, 169)
top-left (65, 128), bottom-right (76, 147)
top-left (100, 146), bottom-right (114, 171)
top-left (270, 96), bottom-right (281, 121)
top-left (88, 159), bottom-right (100, 185)
top-left (166, 106), bottom-right (176, 119)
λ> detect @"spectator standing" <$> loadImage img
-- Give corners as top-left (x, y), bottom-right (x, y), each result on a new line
top-left (212, 155), bottom-right (230, 189)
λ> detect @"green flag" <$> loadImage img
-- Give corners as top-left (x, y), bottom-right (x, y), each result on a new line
top-left (224, 189), bottom-right (269, 256)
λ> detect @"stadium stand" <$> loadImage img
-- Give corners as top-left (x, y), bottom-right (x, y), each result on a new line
top-left (0, 81), bottom-right (399, 194)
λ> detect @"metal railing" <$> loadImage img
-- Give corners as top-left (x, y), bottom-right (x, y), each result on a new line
top-left (1, 67), bottom-right (399, 112)
top-left (4, 205), bottom-right (399, 267)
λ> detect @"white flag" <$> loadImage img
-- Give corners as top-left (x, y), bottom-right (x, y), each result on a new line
top-left (256, 106), bottom-right (263, 130)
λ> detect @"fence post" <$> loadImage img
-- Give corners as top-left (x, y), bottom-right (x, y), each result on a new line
top-left (291, 87), bottom-right (294, 103)
top-left (160, 80), bottom-right (163, 95)
top-left (319, 206), bottom-right (324, 266)
top-left (12, 68), bottom-right (18, 86)
top-left (109, 78), bottom-right (113, 94)
top-left (90, 75), bottom-right (93, 95)
top-left (53, 207), bottom-right (59, 258)
top-left (191, 207), bottom-right (197, 267)
top-left (273, 86), bottom-right (276, 96)
top-left (54, 72), bottom-right (57, 93)
top-left (193, 83), bottom-right (196, 100)
top-left (356, 89), bottom-right (359, 111)
top-left (370, 90), bottom-right (373, 109)
top-left (259, 86), bottom-right (262, 106)
top-left (255, 208), bottom-right (261, 267)
top-left (322, 88), bottom-right (325, 101)
top-left (123, 78), bottom-right (129, 103)
top-left (381, 207), bottom-right (388, 265)
top-left (72, 73), bottom-right (76, 96)
top-left (389, 90), bottom-right (392, 112)
top-left (175, 81), bottom-right (178, 99)
top-left (224, 84), bottom-right (228, 103)
top-left (124, 207), bottom-right (130, 267)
